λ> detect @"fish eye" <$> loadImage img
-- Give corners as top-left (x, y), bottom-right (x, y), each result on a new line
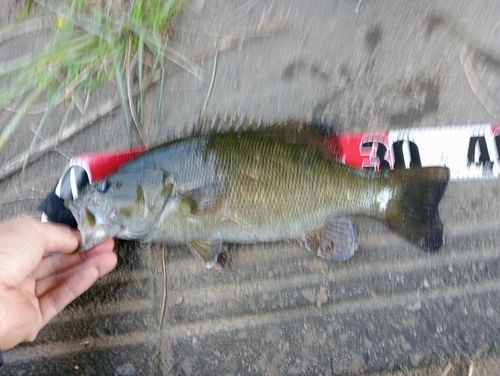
top-left (97, 179), bottom-right (111, 193)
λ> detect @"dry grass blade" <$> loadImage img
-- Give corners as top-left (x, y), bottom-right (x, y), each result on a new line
top-left (460, 44), bottom-right (499, 119)
top-left (440, 363), bottom-right (452, 376)
top-left (114, 68), bottom-right (133, 145)
top-left (200, 41), bottom-right (218, 118)
top-left (0, 86), bottom-right (43, 150)
top-left (23, 81), bottom-right (67, 170)
top-left (225, 0), bottom-right (260, 25)
top-left (137, 31), bottom-right (145, 123)
top-left (126, 33), bottom-right (144, 143)
top-left (158, 244), bottom-right (167, 332)
top-left (0, 96), bottom-right (120, 180)
top-left (0, 16), bottom-right (52, 43)
top-left (468, 361), bottom-right (474, 376)
top-left (4, 100), bottom-right (49, 115)
top-left (158, 38), bottom-right (207, 82)
top-left (4, 66), bottom-right (91, 115)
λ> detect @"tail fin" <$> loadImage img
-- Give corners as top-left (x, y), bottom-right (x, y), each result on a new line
top-left (386, 167), bottom-right (450, 251)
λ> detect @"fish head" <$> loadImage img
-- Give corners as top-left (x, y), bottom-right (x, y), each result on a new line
top-left (65, 167), bottom-right (174, 251)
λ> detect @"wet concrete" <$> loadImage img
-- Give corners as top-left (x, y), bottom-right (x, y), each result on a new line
top-left (1, 0), bottom-right (500, 375)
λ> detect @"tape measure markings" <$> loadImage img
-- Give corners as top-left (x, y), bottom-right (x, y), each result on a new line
top-left (337, 123), bottom-right (500, 180)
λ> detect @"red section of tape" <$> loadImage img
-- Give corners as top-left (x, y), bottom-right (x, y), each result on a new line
top-left (335, 131), bottom-right (391, 171)
top-left (72, 145), bottom-right (146, 182)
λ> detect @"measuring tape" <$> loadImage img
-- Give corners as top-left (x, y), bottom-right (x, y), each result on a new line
top-left (56, 122), bottom-right (500, 194)
top-left (335, 123), bottom-right (500, 181)
top-left (41, 122), bottom-right (499, 225)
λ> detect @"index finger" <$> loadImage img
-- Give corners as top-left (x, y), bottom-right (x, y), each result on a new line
top-left (3, 218), bottom-right (81, 255)
top-left (38, 221), bottom-right (81, 255)
top-left (0, 218), bottom-right (81, 287)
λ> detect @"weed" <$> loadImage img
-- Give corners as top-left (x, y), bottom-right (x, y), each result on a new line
top-left (0, 0), bottom-right (183, 167)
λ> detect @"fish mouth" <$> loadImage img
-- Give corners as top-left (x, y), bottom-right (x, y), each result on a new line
top-left (65, 199), bottom-right (121, 251)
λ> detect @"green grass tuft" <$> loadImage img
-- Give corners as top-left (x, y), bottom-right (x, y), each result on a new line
top-left (0, 0), bottom-right (183, 165)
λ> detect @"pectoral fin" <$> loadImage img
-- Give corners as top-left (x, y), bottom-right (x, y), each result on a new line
top-left (298, 217), bottom-right (359, 261)
top-left (181, 183), bottom-right (223, 215)
top-left (187, 238), bottom-right (223, 269)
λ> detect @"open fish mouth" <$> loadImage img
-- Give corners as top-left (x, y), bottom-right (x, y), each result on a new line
top-left (65, 199), bottom-right (121, 251)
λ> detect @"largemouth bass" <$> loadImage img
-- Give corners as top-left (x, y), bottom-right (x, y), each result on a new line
top-left (66, 126), bottom-right (449, 268)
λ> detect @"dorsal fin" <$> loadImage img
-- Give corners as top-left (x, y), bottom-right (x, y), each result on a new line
top-left (195, 114), bottom-right (339, 159)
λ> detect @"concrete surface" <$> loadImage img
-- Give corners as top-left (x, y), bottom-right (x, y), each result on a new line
top-left (1, 0), bottom-right (500, 375)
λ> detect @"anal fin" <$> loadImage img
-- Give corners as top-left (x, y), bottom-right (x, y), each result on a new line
top-left (187, 238), bottom-right (223, 269)
top-left (298, 217), bottom-right (359, 262)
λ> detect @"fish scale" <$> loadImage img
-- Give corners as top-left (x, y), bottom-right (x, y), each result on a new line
top-left (202, 133), bottom-right (362, 233)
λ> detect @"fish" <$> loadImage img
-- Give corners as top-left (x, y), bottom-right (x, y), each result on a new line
top-left (65, 122), bottom-right (449, 268)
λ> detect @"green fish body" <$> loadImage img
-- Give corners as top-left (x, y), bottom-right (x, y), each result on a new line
top-left (66, 125), bottom-right (449, 267)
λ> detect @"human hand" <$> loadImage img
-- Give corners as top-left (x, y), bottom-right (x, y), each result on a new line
top-left (0, 218), bottom-right (117, 350)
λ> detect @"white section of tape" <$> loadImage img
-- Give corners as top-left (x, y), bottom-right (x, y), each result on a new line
top-left (387, 124), bottom-right (499, 180)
